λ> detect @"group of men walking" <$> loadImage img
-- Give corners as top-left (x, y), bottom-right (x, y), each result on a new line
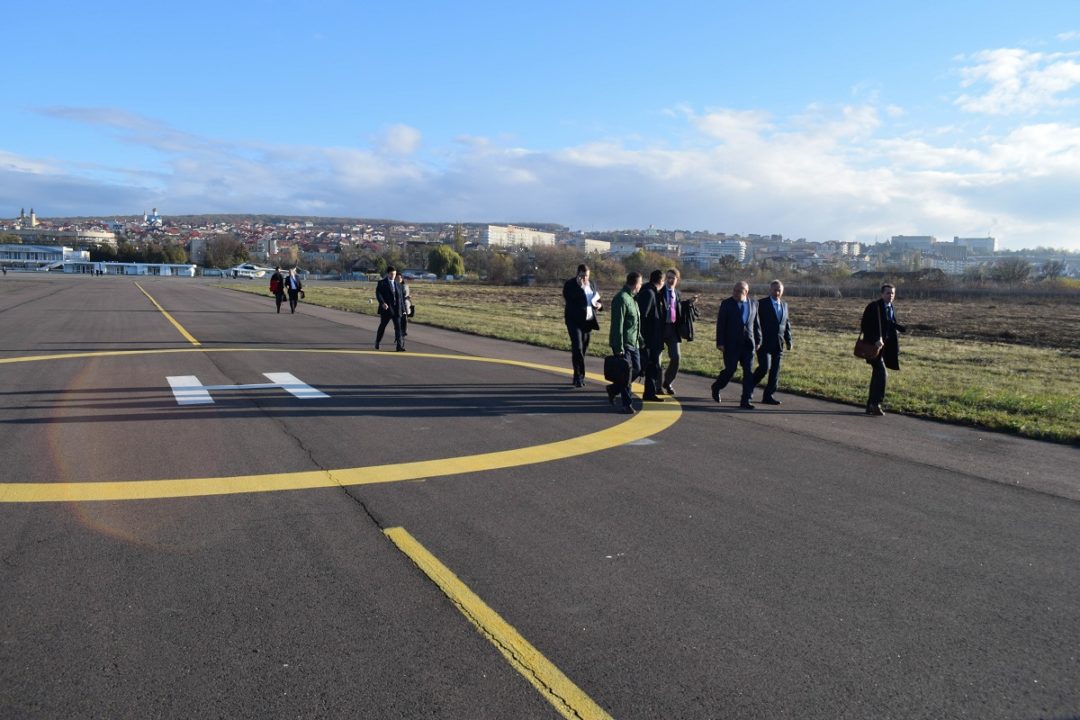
top-left (566, 267), bottom-right (795, 415)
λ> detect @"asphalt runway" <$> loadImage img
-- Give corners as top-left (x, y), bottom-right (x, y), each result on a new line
top-left (1, 273), bottom-right (1078, 719)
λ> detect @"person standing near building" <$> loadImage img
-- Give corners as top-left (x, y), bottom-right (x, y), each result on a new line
top-left (375, 266), bottom-right (405, 351)
top-left (562, 264), bottom-right (602, 387)
top-left (284, 268), bottom-right (303, 314)
top-left (607, 272), bottom-right (643, 414)
top-left (711, 281), bottom-right (762, 409)
top-left (751, 279), bottom-right (792, 405)
top-left (269, 267), bottom-right (285, 313)
top-left (861, 283), bottom-right (906, 416)
top-left (636, 269), bottom-right (666, 402)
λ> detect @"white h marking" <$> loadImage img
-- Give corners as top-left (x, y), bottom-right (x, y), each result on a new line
top-left (166, 372), bottom-right (329, 405)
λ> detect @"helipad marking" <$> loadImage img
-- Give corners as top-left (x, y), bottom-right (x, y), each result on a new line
top-left (0, 349), bottom-right (681, 503)
top-left (166, 372), bottom-right (329, 405)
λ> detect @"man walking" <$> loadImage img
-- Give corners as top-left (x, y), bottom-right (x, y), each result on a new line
top-left (636, 270), bottom-right (665, 402)
top-left (562, 264), bottom-right (602, 387)
top-left (659, 268), bottom-right (689, 396)
top-left (751, 280), bottom-right (792, 405)
top-left (607, 272), bottom-right (643, 414)
top-left (711, 281), bottom-right (762, 409)
top-left (861, 283), bottom-right (906, 416)
top-left (375, 266), bottom-right (405, 351)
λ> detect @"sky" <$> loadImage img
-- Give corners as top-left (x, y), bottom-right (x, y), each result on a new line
top-left (4, 0), bottom-right (1080, 250)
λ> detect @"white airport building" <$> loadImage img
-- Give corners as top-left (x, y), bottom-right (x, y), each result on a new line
top-left (0, 244), bottom-right (195, 276)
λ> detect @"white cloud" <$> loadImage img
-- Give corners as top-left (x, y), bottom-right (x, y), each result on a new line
top-left (1057, 31), bottom-right (1080, 42)
top-left (8, 99), bottom-right (1080, 250)
top-left (955, 48), bottom-right (1080, 114)
top-left (376, 124), bottom-right (422, 156)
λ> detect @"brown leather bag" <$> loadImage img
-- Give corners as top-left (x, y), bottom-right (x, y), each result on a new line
top-left (853, 303), bottom-right (883, 359)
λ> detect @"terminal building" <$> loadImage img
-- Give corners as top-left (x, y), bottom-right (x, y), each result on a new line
top-left (0, 244), bottom-right (195, 276)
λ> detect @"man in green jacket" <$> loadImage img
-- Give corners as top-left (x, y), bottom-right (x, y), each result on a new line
top-left (607, 272), bottom-right (644, 414)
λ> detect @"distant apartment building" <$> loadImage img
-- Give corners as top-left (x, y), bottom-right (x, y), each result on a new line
top-left (480, 225), bottom-right (556, 248)
top-left (953, 236), bottom-right (998, 254)
top-left (683, 239), bottom-right (748, 269)
top-left (644, 243), bottom-right (680, 256)
top-left (890, 235), bottom-right (937, 252)
top-left (564, 237), bottom-right (612, 253)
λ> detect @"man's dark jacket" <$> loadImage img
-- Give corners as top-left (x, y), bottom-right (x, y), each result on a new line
top-left (758, 296), bottom-right (792, 353)
top-left (562, 278), bottom-right (600, 331)
top-left (376, 277), bottom-right (404, 316)
top-left (636, 283), bottom-right (664, 346)
top-left (860, 299), bottom-right (906, 370)
top-left (715, 296), bottom-right (762, 360)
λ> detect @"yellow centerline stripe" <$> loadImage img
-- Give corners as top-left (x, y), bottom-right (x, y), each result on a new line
top-left (384, 527), bottom-right (614, 720)
top-left (134, 282), bottom-right (201, 346)
top-left (0, 349), bottom-right (681, 502)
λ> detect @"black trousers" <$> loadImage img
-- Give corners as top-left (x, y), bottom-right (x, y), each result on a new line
top-left (608, 347), bottom-right (641, 408)
top-left (566, 322), bottom-right (591, 380)
top-left (867, 357), bottom-right (887, 406)
top-left (641, 341), bottom-right (663, 397)
top-left (376, 310), bottom-right (404, 349)
top-left (274, 292), bottom-right (284, 312)
top-left (287, 289), bottom-right (299, 312)
top-left (714, 345), bottom-right (756, 403)
top-left (752, 348), bottom-right (784, 399)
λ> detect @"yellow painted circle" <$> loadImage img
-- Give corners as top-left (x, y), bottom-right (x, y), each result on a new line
top-left (0, 349), bottom-right (681, 503)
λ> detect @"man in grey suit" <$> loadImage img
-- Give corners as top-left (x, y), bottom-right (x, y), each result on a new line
top-left (752, 279), bottom-right (792, 405)
top-left (710, 281), bottom-right (762, 409)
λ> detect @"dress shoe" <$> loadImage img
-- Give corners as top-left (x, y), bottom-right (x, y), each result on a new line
top-left (396, 347), bottom-right (406, 352)
top-left (642, 394), bottom-right (665, 402)
top-left (710, 382), bottom-right (721, 403)
top-left (606, 386), bottom-right (617, 405)
top-left (868, 404), bottom-right (885, 416)
top-left (374, 343), bottom-right (380, 350)
top-left (662, 384), bottom-right (676, 396)
top-left (620, 405), bottom-right (636, 415)
top-left (761, 397), bottom-right (782, 405)
top-left (740, 401), bottom-right (756, 410)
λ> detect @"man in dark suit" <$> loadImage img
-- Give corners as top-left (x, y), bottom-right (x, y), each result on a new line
top-left (861, 283), bottom-right (906, 416)
top-left (658, 268), bottom-right (689, 396)
top-left (710, 281), bottom-right (762, 409)
top-left (751, 279), bottom-right (792, 405)
top-left (635, 269), bottom-right (665, 402)
top-left (375, 266), bottom-right (406, 351)
top-left (562, 264), bottom-right (602, 387)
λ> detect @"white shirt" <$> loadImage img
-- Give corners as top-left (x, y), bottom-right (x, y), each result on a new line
top-left (583, 281), bottom-right (599, 321)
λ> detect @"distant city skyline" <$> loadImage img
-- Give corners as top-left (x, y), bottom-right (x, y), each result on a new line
top-left (4, 1), bottom-right (1080, 250)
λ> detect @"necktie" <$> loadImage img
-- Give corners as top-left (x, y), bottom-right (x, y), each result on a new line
top-left (668, 289), bottom-right (676, 323)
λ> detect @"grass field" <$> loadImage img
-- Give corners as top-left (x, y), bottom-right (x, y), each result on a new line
top-left (223, 280), bottom-right (1080, 444)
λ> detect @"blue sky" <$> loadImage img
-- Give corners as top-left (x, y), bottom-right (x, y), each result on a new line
top-left (5, 0), bottom-right (1080, 249)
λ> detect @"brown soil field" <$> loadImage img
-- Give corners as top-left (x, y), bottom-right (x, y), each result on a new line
top-left (414, 284), bottom-right (1080, 353)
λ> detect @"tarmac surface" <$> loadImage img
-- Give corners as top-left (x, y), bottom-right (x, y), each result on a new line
top-left (0, 273), bottom-right (1078, 719)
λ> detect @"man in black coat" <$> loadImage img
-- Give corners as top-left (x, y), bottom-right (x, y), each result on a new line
top-left (710, 281), bottom-right (762, 409)
top-left (751, 279), bottom-right (792, 405)
top-left (375, 266), bottom-right (406, 351)
top-left (658, 268), bottom-right (687, 396)
top-left (635, 270), bottom-right (665, 402)
top-left (861, 283), bottom-right (906, 416)
top-left (562, 264), bottom-right (602, 387)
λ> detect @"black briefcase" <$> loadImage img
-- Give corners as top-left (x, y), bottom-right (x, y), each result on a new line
top-left (603, 355), bottom-right (631, 385)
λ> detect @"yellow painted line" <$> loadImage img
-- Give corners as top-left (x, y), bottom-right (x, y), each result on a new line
top-left (0, 349), bottom-right (681, 502)
top-left (384, 527), bottom-right (614, 720)
top-left (134, 282), bottom-right (201, 346)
